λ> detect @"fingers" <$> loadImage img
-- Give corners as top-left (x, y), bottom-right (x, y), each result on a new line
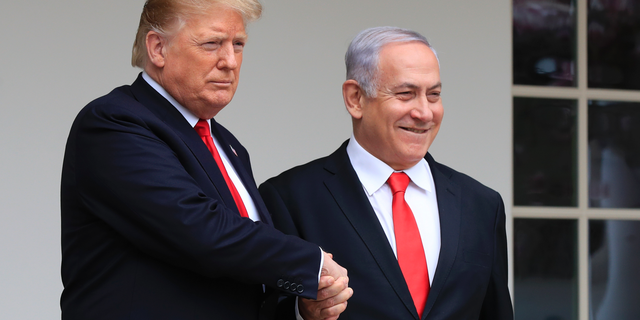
top-left (316, 276), bottom-right (347, 301)
top-left (303, 298), bottom-right (348, 320)
top-left (303, 252), bottom-right (351, 320)
top-left (321, 251), bottom-right (348, 281)
top-left (299, 283), bottom-right (354, 320)
top-left (318, 275), bottom-right (335, 291)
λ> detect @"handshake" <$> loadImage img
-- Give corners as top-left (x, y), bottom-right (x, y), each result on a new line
top-left (299, 251), bottom-right (353, 320)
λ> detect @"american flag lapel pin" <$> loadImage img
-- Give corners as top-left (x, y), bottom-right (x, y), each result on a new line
top-left (230, 145), bottom-right (238, 157)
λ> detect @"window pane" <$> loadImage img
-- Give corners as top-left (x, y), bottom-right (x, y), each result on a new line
top-left (514, 218), bottom-right (578, 320)
top-left (589, 219), bottom-right (640, 319)
top-left (514, 97), bottom-right (578, 206)
top-left (588, 101), bottom-right (640, 208)
top-left (513, 0), bottom-right (577, 86)
top-left (588, 0), bottom-right (640, 90)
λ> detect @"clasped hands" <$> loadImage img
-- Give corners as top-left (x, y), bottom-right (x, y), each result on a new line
top-left (299, 252), bottom-right (353, 320)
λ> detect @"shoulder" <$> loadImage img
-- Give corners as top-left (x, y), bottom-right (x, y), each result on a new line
top-left (75, 74), bottom-right (168, 126)
top-left (75, 84), bottom-right (147, 123)
top-left (263, 141), bottom-right (349, 189)
top-left (263, 154), bottom-right (331, 189)
top-left (66, 81), bottom-right (174, 150)
top-left (428, 153), bottom-right (502, 202)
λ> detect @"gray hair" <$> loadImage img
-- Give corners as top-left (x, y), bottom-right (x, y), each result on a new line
top-left (345, 26), bottom-right (438, 97)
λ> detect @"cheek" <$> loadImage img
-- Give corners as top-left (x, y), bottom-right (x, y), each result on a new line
top-left (433, 105), bottom-right (444, 122)
top-left (236, 53), bottom-right (243, 66)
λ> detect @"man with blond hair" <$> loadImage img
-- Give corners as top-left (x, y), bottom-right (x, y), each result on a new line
top-left (60, 1), bottom-right (351, 319)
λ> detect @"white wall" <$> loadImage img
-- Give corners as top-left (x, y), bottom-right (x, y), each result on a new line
top-left (0, 0), bottom-right (511, 318)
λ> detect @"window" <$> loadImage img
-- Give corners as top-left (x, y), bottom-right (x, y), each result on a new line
top-left (512, 0), bottom-right (640, 319)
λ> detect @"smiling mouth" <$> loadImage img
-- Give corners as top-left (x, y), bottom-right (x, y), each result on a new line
top-left (401, 127), bottom-right (428, 134)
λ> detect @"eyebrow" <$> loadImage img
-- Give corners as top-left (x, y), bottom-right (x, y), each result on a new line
top-left (201, 32), bottom-right (248, 42)
top-left (391, 81), bottom-right (442, 91)
top-left (234, 33), bottom-right (248, 42)
top-left (429, 82), bottom-right (442, 90)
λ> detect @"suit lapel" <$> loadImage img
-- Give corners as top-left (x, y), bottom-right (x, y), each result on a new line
top-left (422, 154), bottom-right (461, 319)
top-left (323, 142), bottom-right (419, 319)
top-left (129, 75), bottom-right (238, 214)
top-left (209, 119), bottom-right (273, 225)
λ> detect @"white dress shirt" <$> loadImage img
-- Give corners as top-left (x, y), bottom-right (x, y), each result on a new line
top-left (346, 135), bottom-right (441, 285)
top-left (295, 135), bottom-right (442, 320)
top-left (141, 72), bottom-right (261, 222)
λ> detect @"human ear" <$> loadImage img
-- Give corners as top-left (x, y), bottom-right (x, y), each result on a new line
top-left (343, 80), bottom-right (364, 120)
top-left (146, 31), bottom-right (167, 68)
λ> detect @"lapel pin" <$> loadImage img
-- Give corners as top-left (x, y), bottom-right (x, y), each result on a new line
top-left (230, 145), bottom-right (238, 157)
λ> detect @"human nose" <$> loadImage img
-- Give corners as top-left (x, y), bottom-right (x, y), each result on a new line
top-left (411, 95), bottom-right (434, 122)
top-left (217, 43), bottom-right (239, 69)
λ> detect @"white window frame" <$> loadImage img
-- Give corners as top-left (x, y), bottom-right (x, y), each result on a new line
top-left (512, 0), bottom-right (640, 319)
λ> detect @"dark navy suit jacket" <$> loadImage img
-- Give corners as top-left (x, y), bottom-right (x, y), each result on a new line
top-left (61, 74), bottom-right (320, 319)
top-left (259, 141), bottom-right (513, 320)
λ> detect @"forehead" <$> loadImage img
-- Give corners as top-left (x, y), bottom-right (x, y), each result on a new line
top-left (377, 42), bottom-right (440, 86)
top-left (181, 4), bottom-right (247, 37)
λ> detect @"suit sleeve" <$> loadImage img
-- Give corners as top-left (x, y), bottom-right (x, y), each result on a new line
top-left (480, 194), bottom-right (514, 320)
top-left (258, 180), bottom-right (306, 320)
top-left (66, 101), bottom-right (320, 298)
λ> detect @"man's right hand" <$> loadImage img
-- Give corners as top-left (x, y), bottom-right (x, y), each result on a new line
top-left (299, 252), bottom-right (353, 320)
top-left (320, 252), bottom-right (348, 280)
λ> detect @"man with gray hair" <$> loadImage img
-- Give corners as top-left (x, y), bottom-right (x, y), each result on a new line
top-left (60, 1), bottom-right (351, 319)
top-left (260, 26), bottom-right (514, 319)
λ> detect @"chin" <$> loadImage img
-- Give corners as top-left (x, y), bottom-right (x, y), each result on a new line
top-left (393, 153), bottom-right (427, 169)
top-left (205, 97), bottom-right (233, 109)
top-left (404, 145), bottom-right (429, 157)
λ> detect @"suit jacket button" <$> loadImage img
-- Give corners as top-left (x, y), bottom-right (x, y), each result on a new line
top-left (277, 279), bottom-right (284, 288)
top-left (296, 284), bottom-right (304, 294)
top-left (283, 281), bottom-right (290, 290)
top-left (289, 283), bottom-right (297, 292)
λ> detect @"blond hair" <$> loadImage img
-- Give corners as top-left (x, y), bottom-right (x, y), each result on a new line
top-left (131, 0), bottom-right (262, 68)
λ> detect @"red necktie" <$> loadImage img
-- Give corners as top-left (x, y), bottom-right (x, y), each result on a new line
top-left (194, 119), bottom-right (248, 218)
top-left (388, 172), bottom-right (429, 318)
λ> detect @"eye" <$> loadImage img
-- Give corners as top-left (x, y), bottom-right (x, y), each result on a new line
top-left (233, 40), bottom-right (245, 52)
top-left (202, 41), bottom-right (220, 50)
top-left (427, 91), bottom-right (441, 102)
top-left (396, 91), bottom-right (415, 100)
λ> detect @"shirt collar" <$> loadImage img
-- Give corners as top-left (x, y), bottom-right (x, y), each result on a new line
top-left (142, 71), bottom-right (202, 128)
top-left (346, 134), bottom-right (434, 195)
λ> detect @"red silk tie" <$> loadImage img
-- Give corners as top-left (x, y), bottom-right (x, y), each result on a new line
top-left (194, 119), bottom-right (249, 218)
top-left (388, 172), bottom-right (429, 318)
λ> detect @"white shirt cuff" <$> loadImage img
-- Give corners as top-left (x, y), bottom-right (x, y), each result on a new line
top-left (318, 247), bottom-right (324, 281)
top-left (295, 296), bottom-right (304, 320)
top-left (296, 247), bottom-right (324, 320)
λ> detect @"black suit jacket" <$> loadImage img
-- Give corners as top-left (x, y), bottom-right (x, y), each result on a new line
top-left (259, 141), bottom-right (513, 320)
top-left (60, 74), bottom-right (320, 320)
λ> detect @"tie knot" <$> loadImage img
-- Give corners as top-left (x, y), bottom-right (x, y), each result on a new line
top-left (194, 119), bottom-right (210, 138)
top-left (387, 172), bottom-right (410, 194)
